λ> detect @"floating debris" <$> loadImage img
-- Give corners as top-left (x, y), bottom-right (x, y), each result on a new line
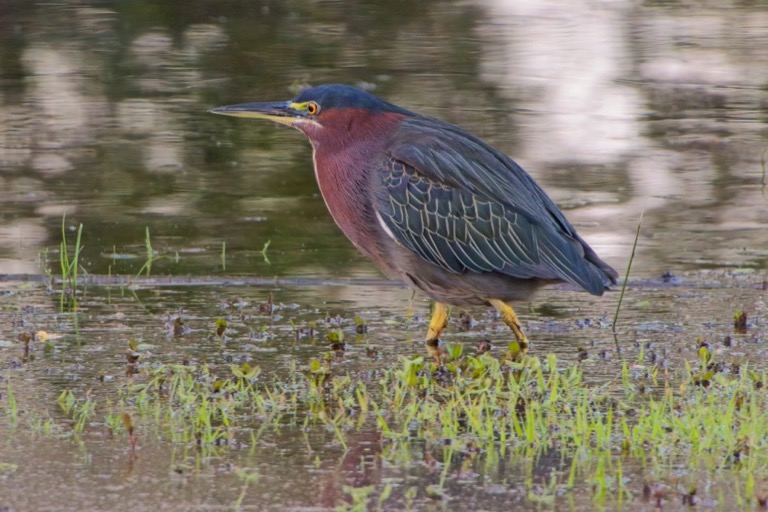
top-left (354, 316), bottom-right (368, 334)
top-left (476, 340), bottom-right (491, 356)
top-left (734, 310), bottom-right (748, 334)
top-left (258, 292), bottom-right (273, 314)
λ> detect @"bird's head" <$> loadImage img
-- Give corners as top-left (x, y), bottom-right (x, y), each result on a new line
top-left (210, 84), bottom-right (409, 146)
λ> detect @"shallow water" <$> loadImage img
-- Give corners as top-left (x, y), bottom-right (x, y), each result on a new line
top-left (2, 270), bottom-right (766, 511)
top-left (1, 0), bottom-right (767, 510)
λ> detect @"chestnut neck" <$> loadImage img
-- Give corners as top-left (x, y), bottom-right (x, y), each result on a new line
top-left (299, 108), bottom-right (405, 259)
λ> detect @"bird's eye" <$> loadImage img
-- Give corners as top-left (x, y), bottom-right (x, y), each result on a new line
top-left (306, 102), bottom-right (320, 115)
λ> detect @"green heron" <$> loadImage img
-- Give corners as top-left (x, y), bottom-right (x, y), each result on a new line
top-left (210, 84), bottom-right (618, 359)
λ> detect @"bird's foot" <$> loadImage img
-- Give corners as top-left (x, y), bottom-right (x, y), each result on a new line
top-left (425, 337), bottom-right (443, 365)
top-left (424, 302), bottom-right (450, 364)
top-left (425, 302), bottom-right (449, 341)
top-left (506, 338), bottom-right (529, 362)
top-left (489, 299), bottom-right (530, 362)
top-left (507, 321), bottom-right (530, 362)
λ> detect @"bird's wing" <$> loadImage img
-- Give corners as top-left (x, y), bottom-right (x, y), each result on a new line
top-left (393, 116), bottom-right (577, 238)
top-left (372, 119), bottom-right (614, 293)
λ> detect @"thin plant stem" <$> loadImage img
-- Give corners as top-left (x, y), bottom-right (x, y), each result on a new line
top-left (612, 211), bottom-right (643, 356)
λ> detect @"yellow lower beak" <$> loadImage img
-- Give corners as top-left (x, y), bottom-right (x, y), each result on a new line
top-left (209, 101), bottom-right (302, 126)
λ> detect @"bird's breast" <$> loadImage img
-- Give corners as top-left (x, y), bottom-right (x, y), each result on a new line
top-left (312, 147), bottom-right (387, 263)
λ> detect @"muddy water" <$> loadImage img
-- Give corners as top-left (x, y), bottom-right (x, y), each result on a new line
top-left (1, 0), bottom-right (767, 510)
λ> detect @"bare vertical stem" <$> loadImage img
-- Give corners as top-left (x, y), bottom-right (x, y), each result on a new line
top-left (612, 211), bottom-right (643, 356)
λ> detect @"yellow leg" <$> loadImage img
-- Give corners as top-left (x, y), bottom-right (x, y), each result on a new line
top-left (489, 299), bottom-right (529, 360)
top-left (425, 302), bottom-right (449, 361)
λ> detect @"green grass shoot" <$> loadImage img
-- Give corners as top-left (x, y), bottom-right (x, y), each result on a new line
top-left (59, 215), bottom-right (84, 292)
top-left (136, 227), bottom-right (158, 277)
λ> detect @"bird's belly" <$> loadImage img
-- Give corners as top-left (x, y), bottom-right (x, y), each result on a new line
top-left (384, 244), bottom-right (550, 306)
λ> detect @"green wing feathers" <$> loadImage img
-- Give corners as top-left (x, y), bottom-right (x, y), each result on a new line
top-left (375, 146), bottom-right (616, 295)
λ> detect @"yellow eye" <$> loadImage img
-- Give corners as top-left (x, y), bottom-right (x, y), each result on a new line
top-left (306, 102), bottom-right (319, 115)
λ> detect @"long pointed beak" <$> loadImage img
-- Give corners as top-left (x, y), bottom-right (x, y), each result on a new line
top-left (208, 101), bottom-right (304, 126)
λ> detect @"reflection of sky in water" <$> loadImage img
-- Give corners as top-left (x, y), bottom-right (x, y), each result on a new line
top-left (481, 0), bottom-right (768, 274)
top-left (0, 1), bottom-right (766, 277)
top-left (482, 1), bottom-right (641, 162)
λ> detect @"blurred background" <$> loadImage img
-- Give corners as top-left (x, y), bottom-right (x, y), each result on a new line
top-left (0, 0), bottom-right (766, 281)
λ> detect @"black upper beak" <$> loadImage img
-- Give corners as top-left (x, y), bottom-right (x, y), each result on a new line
top-left (208, 101), bottom-right (304, 126)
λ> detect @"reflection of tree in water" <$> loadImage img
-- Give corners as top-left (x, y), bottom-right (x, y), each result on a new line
top-left (0, 0), bottom-right (512, 277)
